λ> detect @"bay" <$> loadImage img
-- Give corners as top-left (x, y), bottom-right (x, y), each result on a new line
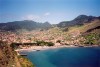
top-left (23, 47), bottom-right (100, 67)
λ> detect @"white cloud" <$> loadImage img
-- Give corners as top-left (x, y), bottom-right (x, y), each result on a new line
top-left (22, 14), bottom-right (40, 20)
top-left (44, 12), bottom-right (50, 16)
top-left (21, 13), bottom-right (51, 22)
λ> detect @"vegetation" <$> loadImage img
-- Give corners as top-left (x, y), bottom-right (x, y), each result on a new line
top-left (0, 41), bottom-right (35, 67)
top-left (56, 40), bottom-right (61, 43)
top-left (83, 33), bottom-right (100, 45)
top-left (18, 56), bottom-right (35, 67)
top-left (10, 43), bottom-right (20, 49)
top-left (10, 41), bottom-right (54, 49)
top-left (36, 40), bottom-right (54, 46)
top-left (0, 41), bottom-right (15, 67)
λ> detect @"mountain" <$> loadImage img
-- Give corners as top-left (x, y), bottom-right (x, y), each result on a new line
top-left (0, 15), bottom-right (99, 32)
top-left (0, 20), bottom-right (52, 31)
top-left (57, 15), bottom-right (100, 28)
top-left (80, 19), bottom-right (100, 33)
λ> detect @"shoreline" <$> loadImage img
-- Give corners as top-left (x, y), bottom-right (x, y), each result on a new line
top-left (15, 45), bottom-right (99, 52)
top-left (15, 45), bottom-right (70, 52)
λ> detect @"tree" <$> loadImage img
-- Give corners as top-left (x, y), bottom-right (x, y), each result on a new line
top-left (56, 40), bottom-right (61, 43)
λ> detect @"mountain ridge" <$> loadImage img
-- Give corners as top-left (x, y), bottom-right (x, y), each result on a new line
top-left (57, 15), bottom-right (100, 28)
top-left (0, 20), bottom-right (52, 31)
top-left (0, 15), bottom-right (100, 32)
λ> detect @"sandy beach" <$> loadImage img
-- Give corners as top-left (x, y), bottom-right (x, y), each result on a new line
top-left (15, 45), bottom-right (77, 52)
top-left (15, 44), bottom-right (98, 53)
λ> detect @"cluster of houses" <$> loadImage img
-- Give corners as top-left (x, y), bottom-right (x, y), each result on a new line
top-left (0, 30), bottom-right (85, 46)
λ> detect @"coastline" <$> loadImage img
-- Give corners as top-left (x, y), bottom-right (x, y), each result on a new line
top-left (15, 45), bottom-right (77, 52)
top-left (15, 45), bottom-right (99, 52)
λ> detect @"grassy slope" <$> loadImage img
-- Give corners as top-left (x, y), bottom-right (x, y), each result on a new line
top-left (18, 56), bottom-right (35, 67)
top-left (79, 19), bottom-right (100, 33)
top-left (0, 41), bottom-right (15, 67)
top-left (67, 19), bottom-right (100, 34)
top-left (0, 41), bottom-right (35, 67)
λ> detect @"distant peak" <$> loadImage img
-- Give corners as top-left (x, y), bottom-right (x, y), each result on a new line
top-left (44, 21), bottom-right (50, 24)
top-left (78, 15), bottom-right (87, 17)
top-left (76, 15), bottom-right (88, 19)
top-left (23, 20), bottom-right (33, 22)
top-left (74, 15), bottom-right (95, 20)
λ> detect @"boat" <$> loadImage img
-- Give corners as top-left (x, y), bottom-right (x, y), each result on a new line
top-left (36, 50), bottom-right (40, 51)
top-left (19, 53), bottom-right (27, 56)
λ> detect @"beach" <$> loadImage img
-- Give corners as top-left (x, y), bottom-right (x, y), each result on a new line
top-left (15, 44), bottom-right (99, 52)
top-left (15, 45), bottom-right (77, 52)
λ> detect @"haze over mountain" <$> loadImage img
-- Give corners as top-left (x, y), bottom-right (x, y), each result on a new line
top-left (0, 20), bottom-right (52, 31)
top-left (0, 15), bottom-right (100, 32)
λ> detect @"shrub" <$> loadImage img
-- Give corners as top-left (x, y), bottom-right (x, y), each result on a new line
top-left (46, 42), bottom-right (54, 46)
top-left (84, 33), bottom-right (100, 45)
top-left (36, 41), bottom-right (54, 46)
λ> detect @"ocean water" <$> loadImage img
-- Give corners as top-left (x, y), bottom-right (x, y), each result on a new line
top-left (23, 47), bottom-right (100, 67)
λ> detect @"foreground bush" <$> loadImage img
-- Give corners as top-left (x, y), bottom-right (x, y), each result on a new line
top-left (18, 56), bottom-right (35, 67)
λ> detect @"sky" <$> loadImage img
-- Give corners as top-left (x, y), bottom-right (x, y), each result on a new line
top-left (0, 0), bottom-right (100, 24)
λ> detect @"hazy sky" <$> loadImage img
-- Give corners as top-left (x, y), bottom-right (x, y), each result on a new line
top-left (0, 0), bottom-right (100, 24)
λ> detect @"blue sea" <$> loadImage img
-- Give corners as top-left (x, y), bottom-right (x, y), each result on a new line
top-left (22, 47), bottom-right (100, 67)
